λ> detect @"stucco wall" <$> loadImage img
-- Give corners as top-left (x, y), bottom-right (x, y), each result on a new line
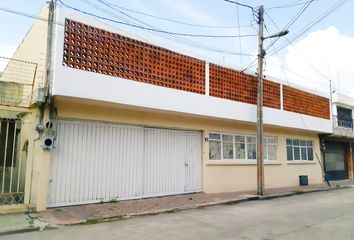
top-left (5, 5), bottom-right (48, 89)
top-left (54, 97), bottom-right (323, 195)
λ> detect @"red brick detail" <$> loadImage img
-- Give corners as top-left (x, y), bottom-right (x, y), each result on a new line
top-left (62, 19), bottom-right (205, 94)
top-left (209, 64), bottom-right (281, 109)
top-left (283, 86), bottom-right (330, 119)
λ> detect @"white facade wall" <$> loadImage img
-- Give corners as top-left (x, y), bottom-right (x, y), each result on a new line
top-left (51, 9), bottom-right (332, 134)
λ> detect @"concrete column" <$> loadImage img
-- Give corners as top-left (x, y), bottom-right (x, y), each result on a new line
top-left (202, 129), bottom-right (209, 193)
top-left (348, 142), bottom-right (353, 180)
top-left (24, 107), bottom-right (52, 211)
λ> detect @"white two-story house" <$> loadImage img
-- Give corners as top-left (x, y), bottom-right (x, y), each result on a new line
top-left (0, 4), bottom-right (332, 211)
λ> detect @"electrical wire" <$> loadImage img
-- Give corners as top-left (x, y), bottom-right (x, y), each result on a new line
top-left (100, 1), bottom-right (254, 29)
top-left (0, 6), bottom-right (254, 57)
top-left (268, 0), bottom-right (348, 56)
top-left (265, 12), bottom-right (332, 82)
top-left (264, 0), bottom-right (314, 53)
top-left (235, 4), bottom-right (243, 68)
top-left (266, 0), bottom-right (319, 10)
top-left (58, 0), bottom-right (257, 38)
top-left (241, 58), bottom-right (258, 72)
top-left (82, 0), bottom-right (255, 56)
top-left (223, 0), bottom-right (255, 11)
top-left (283, 0), bottom-right (314, 30)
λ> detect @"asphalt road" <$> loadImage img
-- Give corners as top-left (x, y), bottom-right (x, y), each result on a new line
top-left (7, 188), bottom-right (354, 240)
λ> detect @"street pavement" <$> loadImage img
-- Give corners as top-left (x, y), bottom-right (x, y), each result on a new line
top-left (6, 188), bottom-right (354, 240)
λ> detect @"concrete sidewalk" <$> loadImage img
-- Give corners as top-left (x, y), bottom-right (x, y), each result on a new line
top-left (0, 213), bottom-right (40, 236)
top-left (1, 180), bottom-right (353, 235)
top-left (38, 180), bottom-right (354, 225)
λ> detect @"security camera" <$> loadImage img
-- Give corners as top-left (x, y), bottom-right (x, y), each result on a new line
top-left (42, 135), bottom-right (55, 150)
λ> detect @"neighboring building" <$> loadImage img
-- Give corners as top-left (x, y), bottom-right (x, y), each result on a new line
top-left (320, 93), bottom-right (354, 181)
top-left (1, 5), bottom-right (332, 212)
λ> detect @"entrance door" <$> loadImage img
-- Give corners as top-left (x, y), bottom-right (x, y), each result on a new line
top-left (324, 143), bottom-right (348, 180)
top-left (0, 118), bottom-right (27, 205)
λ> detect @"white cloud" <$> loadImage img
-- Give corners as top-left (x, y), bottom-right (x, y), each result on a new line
top-left (0, 45), bottom-right (17, 72)
top-left (265, 27), bottom-right (354, 95)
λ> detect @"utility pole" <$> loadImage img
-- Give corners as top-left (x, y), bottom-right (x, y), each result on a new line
top-left (39, 0), bottom-right (55, 124)
top-left (256, 5), bottom-right (265, 196)
top-left (255, 5), bottom-right (288, 196)
top-left (45, 0), bottom-right (55, 100)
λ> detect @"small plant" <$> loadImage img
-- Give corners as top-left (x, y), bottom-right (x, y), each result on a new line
top-left (108, 199), bottom-right (119, 203)
top-left (83, 219), bottom-right (100, 225)
top-left (336, 184), bottom-right (340, 188)
top-left (292, 190), bottom-right (304, 195)
top-left (54, 209), bottom-right (62, 212)
top-left (166, 208), bottom-right (181, 213)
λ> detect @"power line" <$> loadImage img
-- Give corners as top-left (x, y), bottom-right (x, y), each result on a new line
top-left (266, 58), bottom-right (329, 89)
top-left (268, 0), bottom-right (348, 56)
top-left (0, 6), bottom-right (254, 57)
top-left (85, 0), bottom-right (255, 56)
top-left (266, 0), bottom-right (319, 10)
top-left (241, 58), bottom-right (258, 72)
top-left (265, 12), bottom-right (332, 82)
top-left (58, 0), bottom-right (257, 38)
top-left (100, 1), bottom-right (254, 29)
top-left (223, 0), bottom-right (255, 11)
top-left (83, 0), bottom-right (255, 56)
top-left (264, 0), bottom-right (314, 53)
top-left (235, 4), bottom-right (243, 68)
top-left (283, 0), bottom-right (314, 30)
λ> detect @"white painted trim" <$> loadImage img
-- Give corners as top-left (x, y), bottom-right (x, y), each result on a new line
top-left (206, 160), bottom-right (281, 166)
top-left (287, 161), bottom-right (317, 165)
top-left (205, 62), bottom-right (210, 96)
top-left (280, 84), bottom-right (284, 110)
top-left (53, 66), bottom-right (332, 133)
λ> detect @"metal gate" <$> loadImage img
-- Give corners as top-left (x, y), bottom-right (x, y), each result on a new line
top-left (0, 118), bottom-right (27, 205)
top-left (48, 119), bottom-right (202, 207)
top-left (324, 143), bottom-right (348, 180)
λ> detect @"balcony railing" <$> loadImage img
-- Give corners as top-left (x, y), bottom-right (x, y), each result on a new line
top-left (333, 115), bottom-right (354, 130)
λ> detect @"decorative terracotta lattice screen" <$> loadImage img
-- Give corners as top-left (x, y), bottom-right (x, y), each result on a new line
top-left (62, 19), bottom-right (205, 94)
top-left (283, 86), bottom-right (330, 119)
top-left (209, 64), bottom-right (281, 109)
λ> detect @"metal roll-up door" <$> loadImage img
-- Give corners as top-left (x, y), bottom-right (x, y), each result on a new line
top-left (48, 119), bottom-right (202, 207)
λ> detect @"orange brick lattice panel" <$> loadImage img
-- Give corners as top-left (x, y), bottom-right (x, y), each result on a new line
top-left (62, 19), bottom-right (205, 94)
top-left (283, 86), bottom-right (330, 119)
top-left (209, 64), bottom-right (281, 109)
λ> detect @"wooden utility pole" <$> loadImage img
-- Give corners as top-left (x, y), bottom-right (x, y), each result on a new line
top-left (256, 5), bottom-right (265, 196)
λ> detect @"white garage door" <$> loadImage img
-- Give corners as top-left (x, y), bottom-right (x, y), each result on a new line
top-left (48, 119), bottom-right (202, 207)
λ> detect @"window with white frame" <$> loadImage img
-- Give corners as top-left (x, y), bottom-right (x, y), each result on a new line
top-left (209, 132), bottom-right (277, 161)
top-left (286, 139), bottom-right (313, 161)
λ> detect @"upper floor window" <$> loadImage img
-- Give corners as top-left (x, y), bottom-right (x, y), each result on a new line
top-left (337, 106), bottom-right (353, 129)
top-left (286, 139), bottom-right (313, 161)
top-left (209, 132), bottom-right (277, 161)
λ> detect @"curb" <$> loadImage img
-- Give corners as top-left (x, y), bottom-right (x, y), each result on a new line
top-left (259, 185), bottom-right (353, 201)
top-left (14, 184), bottom-right (354, 231)
top-left (74, 186), bottom-right (354, 226)
top-left (0, 227), bottom-right (40, 236)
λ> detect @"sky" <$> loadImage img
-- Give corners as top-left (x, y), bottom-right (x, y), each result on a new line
top-left (0, 0), bottom-right (354, 96)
